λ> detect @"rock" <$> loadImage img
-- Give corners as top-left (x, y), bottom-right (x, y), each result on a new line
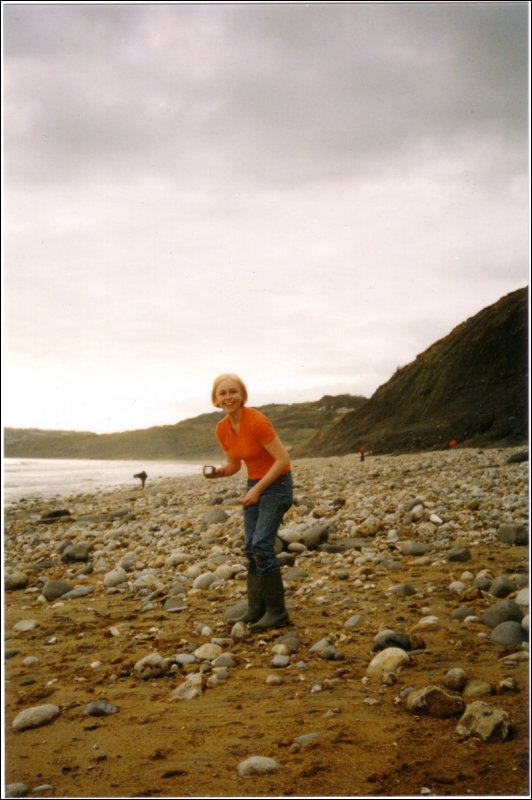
top-left (449, 580), bottom-right (467, 594)
top-left (473, 575), bottom-right (493, 591)
top-left (41, 579), bottom-right (76, 601)
top-left (164, 597), bottom-right (186, 612)
top-left (193, 643), bottom-right (223, 661)
top-left (13, 619), bottom-right (39, 633)
top-left (344, 614), bottom-right (364, 629)
top-left (287, 542), bottom-right (307, 554)
top-left (5, 784), bottom-right (29, 798)
top-left (277, 552), bottom-right (296, 567)
top-left (515, 587), bottom-right (529, 607)
top-left (507, 450), bottom-right (528, 463)
top-left (283, 568), bottom-right (309, 581)
top-left (213, 654), bottom-right (238, 668)
top-left (203, 509), bottom-right (228, 525)
top-left (76, 509), bottom-right (131, 523)
top-left (266, 674), bottom-right (283, 685)
top-left (481, 600), bottom-right (523, 628)
top-left (489, 576), bottom-right (517, 598)
top-left (192, 572), bottom-right (218, 590)
top-left (446, 546), bottom-right (472, 563)
top-left (462, 679), bottom-right (493, 698)
top-left (301, 523), bottom-right (330, 550)
top-left (452, 607), bottom-right (476, 620)
top-left (310, 638), bottom-right (331, 653)
top-left (119, 553), bottom-right (137, 571)
top-left (275, 632), bottom-right (299, 653)
top-left (294, 732), bottom-right (320, 746)
top-left (84, 700), bottom-right (119, 716)
top-left (4, 569), bottom-right (29, 591)
top-left (225, 601), bottom-right (248, 624)
top-left (62, 542), bottom-right (91, 562)
top-left (133, 653), bottom-right (169, 680)
top-left (456, 700), bottom-right (513, 742)
top-left (366, 648), bottom-right (410, 679)
top-left (61, 586), bottom-right (94, 600)
top-left (443, 668), bottom-right (468, 692)
top-left (391, 583), bottom-right (417, 596)
top-left (496, 524), bottom-right (528, 546)
top-left (398, 541), bottom-right (433, 556)
top-left (237, 756), bottom-right (280, 777)
top-left (406, 685), bottom-right (464, 718)
top-left (489, 621), bottom-right (527, 646)
top-left (372, 631), bottom-right (411, 652)
top-left (40, 509), bottom-right (71, 521)
top-left (103, 567), bottom-right (128, 588)
top-left (171, 673), bottom-right (206, 700)
top-left (12, 704), bottom-right (61, 731)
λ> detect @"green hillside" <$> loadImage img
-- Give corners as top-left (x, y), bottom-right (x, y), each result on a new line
top-left (4, 394), bottom-right (366, 461)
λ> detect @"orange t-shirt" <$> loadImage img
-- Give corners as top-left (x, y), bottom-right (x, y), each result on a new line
top-left (215, 407), bottom-right (290, 480)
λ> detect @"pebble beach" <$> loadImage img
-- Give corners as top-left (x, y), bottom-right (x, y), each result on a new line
top-left (3, 446), bottom-right (530, 798)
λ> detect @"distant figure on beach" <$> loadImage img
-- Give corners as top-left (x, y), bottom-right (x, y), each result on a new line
top-left (203, 373), bottom-right (292, 631)
top-left (359, 446), bottom-right (366, 462)
top-left (134, 470), bottom-right (148, 488)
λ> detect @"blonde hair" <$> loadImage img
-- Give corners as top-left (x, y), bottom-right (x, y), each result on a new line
top-left (211, 373), bottom-right (248, 408)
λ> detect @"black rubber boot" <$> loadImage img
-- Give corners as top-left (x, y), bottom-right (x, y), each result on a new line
top-left (249, 570), bottom-right (290, 631)
top-left (238, 571), bottom-right (266, 624)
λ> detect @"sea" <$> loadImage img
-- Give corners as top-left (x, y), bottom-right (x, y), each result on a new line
top-left (2, 458), bottom-right (204, 505)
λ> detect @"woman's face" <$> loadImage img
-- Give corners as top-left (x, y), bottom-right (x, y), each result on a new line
top-left (215, 378), bottom-right (244, 413)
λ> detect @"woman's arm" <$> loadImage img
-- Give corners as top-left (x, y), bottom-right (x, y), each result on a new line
top-left (241, 436), bottom-right (290, 506)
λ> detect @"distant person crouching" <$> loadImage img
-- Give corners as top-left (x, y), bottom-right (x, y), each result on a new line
top-left (134, 470), bottom-right (148, 488)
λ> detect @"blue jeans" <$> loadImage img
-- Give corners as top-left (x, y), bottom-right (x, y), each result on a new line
top-left (243, 473), bottom-right (293, 574)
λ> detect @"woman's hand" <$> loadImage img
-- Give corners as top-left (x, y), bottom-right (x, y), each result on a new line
top-left (241, 485), bottom-right (261, 507)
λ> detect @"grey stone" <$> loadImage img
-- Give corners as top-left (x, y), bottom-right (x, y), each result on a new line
top-left (398, 541), bottom-right (433, 556)
top-left (12, 704), bottom-right (60, 731)
top-left (489, 576), bottom-right (517, 598)
top-left (5, 784), bottom-right (29, 798)
top-left (41, 579), bottom-right (75, 601)
top-left (452, 607), bottom-right (476, 620)
top-left (489, 621), bottom-right (527, 646)
top-left (497, 524), bottom-right (528, 546)
top-left (237, 756), bottom-right (280, 777)
top-left (391, 583), bottom-right (417, 596)
top-left (4, 570), bottom-right (29, 591)
top-left (301, 523), bottom-right (330, 550)
top-left (84, 700), bottom-right (119, 716)
top-left (443, 668), bottom-right (468, 692)
top-left (446, 546), bottom-right (472, 563)
top-left (203, 509), bottom-right (228, 525)
top-left (62, 542), bottom-right (91, 562)
top-left (481, 600), bottom-right (523, 628)
top-left (344, 614), bottom-right (364, 629)
top-left (373, 631), bottom-right (411, 652)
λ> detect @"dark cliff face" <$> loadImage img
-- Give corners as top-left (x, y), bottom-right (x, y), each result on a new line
top-left (297, 287), bottom-right (529, 456)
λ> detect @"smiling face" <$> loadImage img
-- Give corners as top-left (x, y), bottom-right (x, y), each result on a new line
top-left (214, 378), bottom-right (245, 414)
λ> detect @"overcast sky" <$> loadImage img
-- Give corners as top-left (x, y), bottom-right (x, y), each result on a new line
top-left (2, 2), bottom-right (529, 435)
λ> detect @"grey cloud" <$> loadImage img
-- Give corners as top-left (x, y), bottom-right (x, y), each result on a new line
top-left (3, 3), bottom-right (528, 189)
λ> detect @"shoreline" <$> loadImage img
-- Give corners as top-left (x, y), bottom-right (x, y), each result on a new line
top-left (5, 443), bottom-right (527, 508)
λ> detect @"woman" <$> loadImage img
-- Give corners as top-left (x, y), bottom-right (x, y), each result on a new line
top-left (203, 373), bottom-right (293, 630)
